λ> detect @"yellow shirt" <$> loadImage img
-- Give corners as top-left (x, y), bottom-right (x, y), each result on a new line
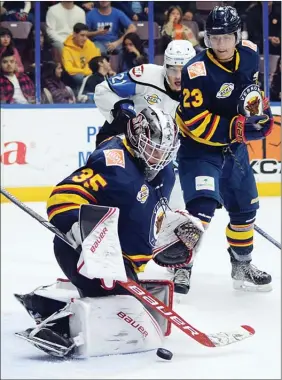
top-left (62, 34), bottom-right (101, 76)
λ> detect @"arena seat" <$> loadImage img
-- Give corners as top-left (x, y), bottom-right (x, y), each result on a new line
top-left (182, 21), bottom-right (200, 39)
top-left (133, 21), bottom-right (161, 41)
top-left (0, 21), bottom-right (32, 39)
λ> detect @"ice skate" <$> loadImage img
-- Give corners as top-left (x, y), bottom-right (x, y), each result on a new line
top-left (229, 248), bottom-right (272, 292)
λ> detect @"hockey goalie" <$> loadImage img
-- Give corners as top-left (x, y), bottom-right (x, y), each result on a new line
top-left (14, 107), bottom-right (204, 358)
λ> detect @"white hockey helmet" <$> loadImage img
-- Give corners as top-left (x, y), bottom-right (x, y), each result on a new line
top-left (164, 40), bottom-right (196, 70)
top-left (127, 106), bottom-right (180, 171)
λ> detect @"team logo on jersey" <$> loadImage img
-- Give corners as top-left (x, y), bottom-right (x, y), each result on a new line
top-left (137, 184), bottom-right (149, 204)
top-left (238, 84), bottom-right (263, 117)
top-left (104, 149), bottom-right (125, 168)
top-left (187, 61), bottom-right (206, 79)
top-left (242, 40), bottom-right (257, 52)
top-left (216, 83), bottom-right (235, 99)
top-left (144, 94), bottom-right (161, 105)
top-left (149, 198), bottom-right (167, 247)
top-left (132, 65), bottom-right (144, 77)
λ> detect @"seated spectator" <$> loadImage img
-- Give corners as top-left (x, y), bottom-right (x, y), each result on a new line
top-left (0, 27), bottom-right (24, 73)
top-left (74, 1), bottom-right (95, 13)
top-left (0, 1), bottom-right (33, 22)
top-left (46, 1), bottom-right (86, 52)
top-left (62, 23), bottom-right (100, 88)
top-left (22, 26), bottom-right (53, 80)
top-left (246, 1), bottom-right (281, 55)
top-left (86, 1), bottom-right (136, 54)
top-left (114, 1), bottom-right (148, 22)
top-left (270, 56), bottom-right (281, 101)
top-left (161, 6), bottom-right (203, 53)
top-left (154, 2), bottom-right (169, 27)
top-left (42, 61), bottom-right (75, 104)
top-left (118, 32), bottom-right (148, 72)
top-left (0, 47), bottom-right (35, 104)
top-left (82, 55), bottom-right (114, 97)
top-left (181, 3), bottom-right (205, 33)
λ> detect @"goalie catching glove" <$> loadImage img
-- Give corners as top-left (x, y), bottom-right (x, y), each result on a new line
top-left (153, 210), bottom-right (204, 268)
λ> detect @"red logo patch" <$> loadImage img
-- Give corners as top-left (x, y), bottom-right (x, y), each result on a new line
top-left (132, 65), bottom-right (144, 77)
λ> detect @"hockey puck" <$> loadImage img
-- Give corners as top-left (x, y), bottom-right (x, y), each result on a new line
top-left (156, 348), bottom-right (173, 360)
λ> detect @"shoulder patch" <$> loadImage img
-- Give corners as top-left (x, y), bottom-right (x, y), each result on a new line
top-left (131, 65), bottom-right (144, 78)
top-left (187, 61), bottom-right (207, 79)
top-left (104, 149), bottom-right (125, 168)
top-left (242, 40), bottom-right (258, 52)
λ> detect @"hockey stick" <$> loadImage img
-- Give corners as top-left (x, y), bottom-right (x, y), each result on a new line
top-left (254, 224), bottom-right (281, 250)
top-left (1, 187), bottom-right (255, 348)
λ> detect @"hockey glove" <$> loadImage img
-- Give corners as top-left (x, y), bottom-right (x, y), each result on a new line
top-left (232, 105), bottom-right (273, 143)
top-left (66, 222), bottom-right (81, 249)
top-left (153, 210), bottom-right (204, 269)
top-left (112, 99), bottom-right (136, 122)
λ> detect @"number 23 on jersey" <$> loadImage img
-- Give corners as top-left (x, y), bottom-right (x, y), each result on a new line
top-left (183, 88), bottom-right (203, 108)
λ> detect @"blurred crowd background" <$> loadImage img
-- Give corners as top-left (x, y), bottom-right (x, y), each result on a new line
top-left (0, 1), bottom-right (281, 105)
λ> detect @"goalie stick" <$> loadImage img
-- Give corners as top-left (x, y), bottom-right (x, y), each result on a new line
top-left (1, 187), bottom-right (255, 348)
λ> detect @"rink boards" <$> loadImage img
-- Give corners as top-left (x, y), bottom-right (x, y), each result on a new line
top-left (0, 105), bottom-right (281, 203)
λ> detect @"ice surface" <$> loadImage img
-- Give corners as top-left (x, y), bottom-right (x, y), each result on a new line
top-left (1, 179), bottom-right (281, 379)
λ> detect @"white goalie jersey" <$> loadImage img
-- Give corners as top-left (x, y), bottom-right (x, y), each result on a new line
top-left (94, 64), bottom-right (180, 123)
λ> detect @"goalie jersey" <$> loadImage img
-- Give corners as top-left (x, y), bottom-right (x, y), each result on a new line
top-left (47, 137), bottom-right (175, 273)
top-left (176, 40), bottom-right (259, 146)
top-left (95, 64), bottom-right (180, 123)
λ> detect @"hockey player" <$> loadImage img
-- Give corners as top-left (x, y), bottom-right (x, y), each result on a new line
top-left (15, 106), bottom-right (204, 358)
top-left (94, 39), bottom-right (196, 145)
top-left (174, 6), bottom-right (274, 294)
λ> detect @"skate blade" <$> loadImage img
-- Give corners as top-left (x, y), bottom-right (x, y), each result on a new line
top-left (233, 280), bottom-right (273, 292)
top-left (174, 293), bottom-right (185, 304)
top-left (15, 331), bottom-right (74, 358)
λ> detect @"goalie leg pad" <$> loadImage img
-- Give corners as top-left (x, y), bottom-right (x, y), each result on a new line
top-left (140, 280), bottom-right (174, 336)
top-left (69, 295), bottom-right (163, 357)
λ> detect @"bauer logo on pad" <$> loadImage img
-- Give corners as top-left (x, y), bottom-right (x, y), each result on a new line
top-left (104, 149), bottom-right (125, 168)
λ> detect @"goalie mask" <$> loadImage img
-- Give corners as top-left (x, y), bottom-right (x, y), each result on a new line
top-left (127, 106), bottom-right (180, 172)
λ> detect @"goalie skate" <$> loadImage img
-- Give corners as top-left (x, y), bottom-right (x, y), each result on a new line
top-left (173, 267), bottom-right (192, 294)
top-left (15, 327), bottom-right (76, 358)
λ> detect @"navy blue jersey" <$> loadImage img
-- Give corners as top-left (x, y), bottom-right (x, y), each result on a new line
top-left (47, 137), bottom-right (175, 273)
top-left (176, 40), bottom-right (259, 146)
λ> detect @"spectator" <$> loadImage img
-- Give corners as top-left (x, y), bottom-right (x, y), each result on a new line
top-left (62, 23), bottom-right (100, 87)
top-left (42, 61), bottom-right (75, 104)
top-left (22, 26), bottom-right (53, 79)
top-left (75, 1), bottom-right (95, 13)
top-left (246, 1), bottom-right (281, 55)
top-left (161, 6), bottom-right (203, 53)
top-left (114, 1), bottom-right (148, 22)
top-left (118, 32), bottom-right (148, 72)
top-left (86, 1), bottom-right (137, 54)
top-left (270, 56), bottom-right (281, 101)
top-left (153, 2), bottom-right (169, 26)
top-left (0, 1), bottom-right (33, 22)
top-left (0, 27), bottom-right (24, 73)
top-left (181, 3), bottom-right (205, 33)
top-left (82, 55), bottom-right (114, 95)
top-left (0, 47), bottom-right (35, 104)
top-left (46, 1), bottom-right (86, 52)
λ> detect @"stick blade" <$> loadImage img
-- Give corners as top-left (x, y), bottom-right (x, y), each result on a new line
top-left (207, 325), bottom-right (255, 347)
